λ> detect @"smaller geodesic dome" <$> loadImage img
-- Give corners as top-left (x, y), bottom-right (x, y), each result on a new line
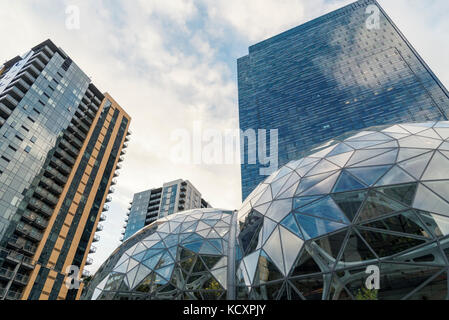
top-left (236, 121), bottom-right (449, 300)
top-left (83, 209), bottom-right (233, 300)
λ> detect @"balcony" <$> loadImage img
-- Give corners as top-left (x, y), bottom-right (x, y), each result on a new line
top-left (103, 204), bottom-right (109, 212)
top-left (123, 143), bottom-right (129, 149)
top-left (0, 268), bottom-right (13, 281)
top-left (14, 273), bottom-right (30, 286)
top-left (89, 246), bottom-right (97, 254)
top-left (92, 235), bottom-right (100, 242)
top-left (15, 222), bottom-right (43, 242)
top-left (120, 149), bottom-right (126, 155)
top-left (96, 224), bottom-right (104, 232)
top-left (105, 196), bottom-right (112, 203)
top-left (45, 166), bottom-right (68, 185)
top-left (28, 198), bottom-right (54, 217)
top-left (6, 251), bottom-right (34, 269)
top-left (7, 236), bottom-right (37, 256)
top-left (113, 171), bottom-right (120, 178)
top-left (116, 163), bottom-right (122, 170)
top-left (126, 130), bottom-right (132, 136)
top-left (54, 147), bottom-right (76, 166)
top-left (50, 157), bottom-right (72, 175)
top-left (82, 269), bottom-right (91, 278)
top-left (0, 288), bottom-right (22, 300)
top-left (34, 186), bottom-right (59, 207)
top-left (21, 211), bottom-right (48, 230)
top-left (39, 176), bottom-right (63, 195)
top-left (111, 179), bottom-right (117, 186)
top-left (118, 156), bottom-right (125, 163)
top-left (108, 187), bottom-right (115, 194)
top-left (86, 257), bottom-right (93, 266)
top-left (100, 214), bottom-right (107, 222)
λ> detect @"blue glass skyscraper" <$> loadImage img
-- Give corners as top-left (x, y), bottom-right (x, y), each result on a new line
top-left (238, 0), bottom-right (449, 200)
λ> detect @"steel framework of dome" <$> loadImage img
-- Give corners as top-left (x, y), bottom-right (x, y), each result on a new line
top-left (236, 121), bottom-right (449, 300)
top-left (83, 209), bottom-right (233, 300)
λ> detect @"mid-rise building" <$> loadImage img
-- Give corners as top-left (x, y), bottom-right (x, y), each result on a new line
top-left (0, 40), bottom-right (131, 300)
top-left (122, 179), bottom-right (211, 241)
top-left (238, 0), bottom-right (449, 200)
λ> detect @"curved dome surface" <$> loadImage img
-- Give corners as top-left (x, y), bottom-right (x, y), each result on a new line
top-left (83, 208), bottom-right (233, 300)
top-left (237, 121), bottom-right (449, 300)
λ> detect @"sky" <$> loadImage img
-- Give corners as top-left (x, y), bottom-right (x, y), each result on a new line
top-left (1, 0), bottom-right (448, 274)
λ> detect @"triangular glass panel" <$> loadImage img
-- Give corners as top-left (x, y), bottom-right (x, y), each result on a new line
top-left (413, 184), bottom-right (449, 217)
top-left (349, 132), bottom-right (391, 142)
top-left (399, 136), bottom-right (442, 149)
top-left (277, 181), bottom-right (300, 199)
top-left (261, 217), bottom-right (278, 247)
top-left (310, 145), bottom-right (337, 158)
top-left (199, 241), bottom-right (220, 255)
top-left (131, 265), bottom-right (152, 290)
top-left (347, 149), bottom-right (391, 167)
top-left (366, 140), bottom-right (398, 149)
top-left (265, 199), bottom-right (293, 223)
top-left (252, 185), bottom-right (272, 206)
top-left (290, 248), bottom-right (322, 277)
top-left (289, 275), bottom-right (325, 300)
top-left (435, 128), bottom-right (449, 140)
top-left (375, 166), bottom-right (416, 186)
top-left (345, 140), bottom-right (386, 149)
top-left (382, 125), bottom-right (410, 135)
top-left (293, 195), bottom-right (323, 210)
top-left (350, 149), bottom-right (397, 167)
top-left (361, 210), bottom-right (430, 239)
top-left (333, 170), bottom-right (367, 193)
top-left (255, 250), bottom-right (284, 283)
top-left (398, 151), bottom-right (433, 179)
top-left (279, 226), bottom-right (304, 275)
top-left (439, 142), bottom-right (449, 151)
top-left (327, 143), bottom-right (354, 157)
top-left (423, 181), bottom-right (449, 203)
top-left (375, 183), bottom-right (417, 206)
top-left (298, 196), bottom-right (350, 224)
top-left (242, 250), bottom-right (260, 286)
top-left (263, 227), bottom-right (285, 275)
top-left (422, 152), bottom-right (449, 180)
top-left (345, 131), bottom-right (375, 141)
top-left (296, 160), bottom-right (320, 177)
top-left (347, 165), bottom-right (391, 186)
top-left (339, 230), bottom-right (377, 263)
top-left (357, 228), bottom-right (426, 258)
top-left (397, 148), bottom-right (432, 162)
top-left (417, 129), bottom-right (442, 140)
top-left (307, 159), bottom-right (340, 176)
top-left (326, 151), bottom-right (354, 167)
top-left (281, 213), bottom-right (303, 239)
top-left (301, 172), bottom-right (340, 196)
top-left (417, 211), bottom-right (449, 238)
top-left (332, 191), bottom-right (369, 222)
top-left (201, 256), bottom-right (222, 270)
top-left (253, 202), bottom-right (271, 216)
top-left (314, 230), bottom-right (349, 262)
top-left (155, 265), bottom-right (174, 281)
top-left (270, 173), bottom-right (293, 198)
top-left (295, 214), bottom-right (348, 240)
top-left (400, 124), bottom-right (429, 134)
top-left (357, 190), bottom-right (408, 222)
top-left (405, 270), bottom-right (448, 300)
top-left (296, 171), bottom-right (337, 195)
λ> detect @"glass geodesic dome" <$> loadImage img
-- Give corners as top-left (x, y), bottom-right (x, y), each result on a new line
top-left (237, 121), bottom-right (449, 300)
top-left (83, 209), bottom-right (233, 300)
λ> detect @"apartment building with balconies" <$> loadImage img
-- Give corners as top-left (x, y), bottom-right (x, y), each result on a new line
top-left (0, 39), bottom-right (131, 300)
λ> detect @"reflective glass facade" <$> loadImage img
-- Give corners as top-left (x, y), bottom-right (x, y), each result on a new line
top-left (238, 0), bottom-right (449, 200)
top-left (0, 40), bottom-right (131, 300)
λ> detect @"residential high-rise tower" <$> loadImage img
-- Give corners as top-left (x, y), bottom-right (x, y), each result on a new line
top-left (0, 40), bottom-right (131, 300)
top-left (122, 179), bottom-right (211, 241)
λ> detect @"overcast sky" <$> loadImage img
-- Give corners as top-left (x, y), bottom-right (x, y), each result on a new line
top-left (1, 0), bottom-right (448, 274)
